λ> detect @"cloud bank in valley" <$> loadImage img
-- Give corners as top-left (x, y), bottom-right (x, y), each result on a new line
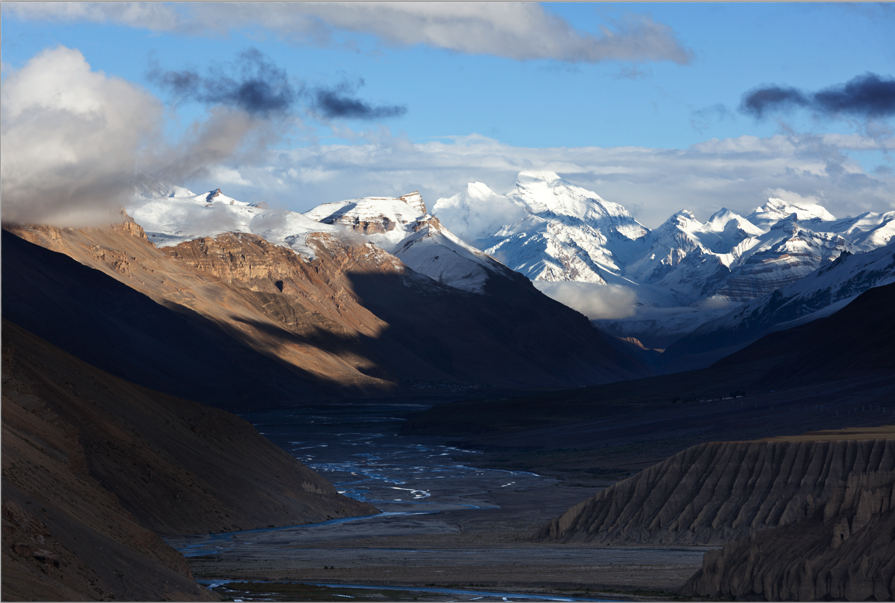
top-left (4, 3), bottom-right (694, 66)
top-left (533, 281), bottom-right (637, 320)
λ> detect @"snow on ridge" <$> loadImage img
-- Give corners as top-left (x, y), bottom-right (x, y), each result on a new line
top-left (127, 187), bottom-right (334, 259)
top-left (430, 170), bottom-right (895, 336)
top-left (129, 184), bottom-right (505, 295)
top-left (748, 197), bottom-right (836, 226)
top-left (691, 240), bottom-right (895, 338)
top-left (303, 193), bottom-right (505, 294)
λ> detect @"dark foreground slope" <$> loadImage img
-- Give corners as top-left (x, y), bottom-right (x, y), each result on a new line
top-left (533, 430), bottom-right (895, 601)
top-left (404, 281), bottom-right (895, 471)
top-left (1, 320), bottom-right (375, 601)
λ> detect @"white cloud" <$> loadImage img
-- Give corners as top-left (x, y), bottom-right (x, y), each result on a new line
top-left (207, 166), bottom-right (253, 187)
top-left (1, 46), bottom-right (163, 226)
top-left (5, 2), bottom-right (693, 65)
top-left (3, 2), bottom-right (181, 31)
top-left (1, 46), bottom-right (292, 227)
top-left (432, 182), bottom-right (528, 241)
top-left (762, 188), bottom-right (828, 209)
top-left (211, 130), bottom-right (895, 229)
top-left (533, 281), bottom-right (637, 320)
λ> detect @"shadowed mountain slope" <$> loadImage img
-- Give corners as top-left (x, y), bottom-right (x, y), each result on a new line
top-left (163, 227), bottom-right (649, 388)
top-left (1, 319), bottom-right (375, 601)
top-left (709, 279), bottom-right (895, 386)
top-left (6, 216), bottom-right (649, 399)
top-left (404, 281), bottom-right (895, 453)
top-left (2, 229), bottom-right (331, 410)
top-left (659, 243), bottom-right (895, 373)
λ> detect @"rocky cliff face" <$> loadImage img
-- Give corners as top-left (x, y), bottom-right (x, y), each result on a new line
top-left (681, 468), bottom-right (895, 601)
top-left (1, 319), bottom-right (376, 601)
top-left (534, 439), bottom-right (895, 546)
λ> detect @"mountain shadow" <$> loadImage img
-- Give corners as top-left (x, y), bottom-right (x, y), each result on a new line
top-left (343, 267), bottom-right (649, 389)
top-left (404, 281), bottom-right (895, 469)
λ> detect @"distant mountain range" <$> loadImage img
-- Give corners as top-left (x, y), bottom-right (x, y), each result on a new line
top-left (432, 171), bottom-right (895, 357)
top-left (5, 184), bottom-right (649, 410)
top-left (126, 178), bottom-right (895, 373)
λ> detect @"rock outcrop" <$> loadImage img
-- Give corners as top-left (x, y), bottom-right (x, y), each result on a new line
top-left (534, 439), bottom-right (895, 546)
top-left (681, 469), bottom-right (895, 601)
top-left (1, 319), bottom-right (376, 601)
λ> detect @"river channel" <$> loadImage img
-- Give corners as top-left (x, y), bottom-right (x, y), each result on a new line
top-left (165, 402), bottom-right (706, 601)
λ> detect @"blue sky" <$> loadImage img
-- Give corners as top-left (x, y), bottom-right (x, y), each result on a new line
top-left (2, 2), bottom-right (894, 228)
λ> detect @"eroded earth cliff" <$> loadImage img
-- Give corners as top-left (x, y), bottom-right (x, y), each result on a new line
top-left (535, 439), bottom-right (895, 546)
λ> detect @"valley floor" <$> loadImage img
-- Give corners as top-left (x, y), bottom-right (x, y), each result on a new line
top-left (182, 476), bottom-right (707, 601)
top-left (166, 403), bottom-right (708, 601)
top-left (168, 394), bottom-right (895, 602)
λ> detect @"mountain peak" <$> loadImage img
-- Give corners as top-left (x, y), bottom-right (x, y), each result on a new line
top-left (466, 181), bottom-right (498, 198)
top-left (399, 190), bottom-right (427, 214)
top-left (660, 209), bottom-right (701, 231)
top-left (672, 209), bottom-right (697, 220)
top-left (707, 207), bottom-right (735, 222)
top-left (750, 197), bottom-right (836, 223)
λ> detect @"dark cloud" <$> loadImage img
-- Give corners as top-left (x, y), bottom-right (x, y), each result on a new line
top-left (148, 49), bottom-right (407, 122)
top-left (813, 73), bottom-right (895, 117)
top-left (312, 80), bottom-right (408, 120)
top-left (740, 85), bottom-right (809, 118)
top-left (741, 73), bottom-right (895, 119)
top-left (148, 48), bottom-right (295, 117)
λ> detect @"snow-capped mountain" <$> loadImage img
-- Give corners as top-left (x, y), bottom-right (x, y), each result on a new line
top-left (661, 240), bottom-right (895, 372)
top-left (129, 186), bottom-right (336, 258)
top-left (716, 214), bottom-right (853, 301)
top-left (435, 171), bottom-right (648, 285)
top-left (303, 191), bottom-right (515, 293)
top-left (129, 187), bottom-right (515, 295)
top-left (434, 172), bottom-right (895, 312)
top-left (129, 176), bottom-right (894, 364)
top-left (745, 197), bottom-right (836, 230)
